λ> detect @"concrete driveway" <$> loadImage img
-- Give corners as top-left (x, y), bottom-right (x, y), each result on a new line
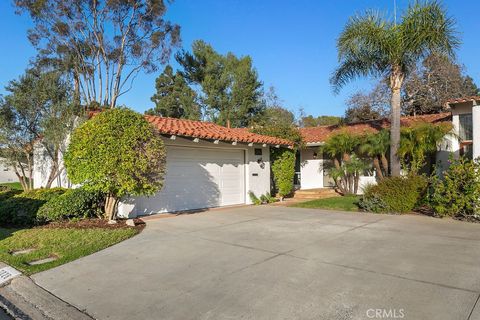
top-left (32, 206), bottom-right (480, 320)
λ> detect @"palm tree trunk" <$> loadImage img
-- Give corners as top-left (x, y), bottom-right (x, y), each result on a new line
top-left (353, 171), bottom-right (360, 194)
top-left (373, 157), bottom-right (384, 180)
top-left (389, 68), bottom-right (404, 177)
top-left (381, 154), bottom-right (389, 177)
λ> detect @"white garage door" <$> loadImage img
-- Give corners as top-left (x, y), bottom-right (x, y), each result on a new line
top-left (138, 146), bottom-right (245, 214)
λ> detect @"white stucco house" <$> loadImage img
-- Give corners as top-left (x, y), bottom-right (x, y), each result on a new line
top-left (33, 115), bottom-right (292, 218)
top-left (33, 96), bottom-right (479, 216)
top-left (445, 96), bottom-right (480, 159)
top-left (296, 112), bottom-right (454, 193)
top-left (0, 157), bottom-right (25, 184)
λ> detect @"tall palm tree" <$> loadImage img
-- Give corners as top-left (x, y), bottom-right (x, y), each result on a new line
top-left (331, 1), bottom-right (459, 176)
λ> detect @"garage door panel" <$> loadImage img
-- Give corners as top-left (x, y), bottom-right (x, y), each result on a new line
top-left (136, 147), bottom-right (245, 214)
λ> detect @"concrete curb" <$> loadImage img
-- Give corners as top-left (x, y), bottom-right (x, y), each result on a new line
top-left (0, 263), bottom-right (93, 320)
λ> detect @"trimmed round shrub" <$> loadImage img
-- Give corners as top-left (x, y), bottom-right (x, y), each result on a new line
top-left (64, 108), bottom-right (166, 220)
top-left (37, 188), bottom-right (105, 223)
top-left (359, 175), bottom-right (427, 213)
top-left (0, 188), bottom-right (66, 227)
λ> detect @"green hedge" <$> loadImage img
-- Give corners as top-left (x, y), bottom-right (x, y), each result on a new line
top-left (427, 157), bottom-right (480, 221)
top-left (359, 175), bottom-right (428, 213)
top-left (0, 189), bottom-right (21, 202)
top-left (0, 188), bottom-right (67, 227)
top-left (271, 148), bottom-right (295, 198)
top-left (37, 188), bottom-right (105, 223)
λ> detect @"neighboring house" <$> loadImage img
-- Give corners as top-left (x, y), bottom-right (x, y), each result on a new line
top-left (0, 158), bottom-right (23, 183)
top-left (296, 113), bottom-right (453, 192)
top-left (445, 96), bottom-right (480, 159)
top-left (34, 115), bottom-right (292, 218)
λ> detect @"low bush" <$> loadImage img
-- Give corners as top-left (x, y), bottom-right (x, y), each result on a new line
top-left (248, 191), bottom-right (262, 205)
top-left (0, 189), bottom-right (21, 202)
top-left (260, 192), bottom-right (278, 204)
top-left (0, 188), bottom-right (66, 227)
top-left (249, 191), bottom-right (278, 205)
top-left (427, 157), bottom-right (480, 221)
top-left (37, 188), bottom-right (105, 223)
top-left (359, 175), bottom-right (427, 213)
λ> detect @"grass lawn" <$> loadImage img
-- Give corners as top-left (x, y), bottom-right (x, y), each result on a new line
top-left (0, 226), bottom-right (139, 275)
top-left (0, 182), bottom-right (23, 191)
top-left (292, 195), bottom-right (360, 212)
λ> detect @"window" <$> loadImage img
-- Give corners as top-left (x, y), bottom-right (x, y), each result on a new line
top-left (460, 142), bottom-right (473, 159)
top-left (459, 113), bottom-right (473, 141)
top-left (254, 148), bottom-right (262, 156)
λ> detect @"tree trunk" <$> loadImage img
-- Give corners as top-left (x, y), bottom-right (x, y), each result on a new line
top-left (373, 157), bottom-right (384, 180)
top-left (45, 147), bottom-right (62, 189)
top-left (389, 68), bottom-right (404, 177)
top-left (104, 194), bottom-right (119, 221)
top-left (353, 172), bottom-right (359, 195)
top-left (381, 154), bottom-right (389, 177)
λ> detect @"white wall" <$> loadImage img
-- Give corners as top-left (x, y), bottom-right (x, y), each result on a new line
top-left (450, 102), bottom-right (472, 159)
top-left (357, 176), bottom-right (377, 194)
top-left (115, 137), bottom-right (270, 218)
top-left (0, 159), bottom-right (22, 183)
top-left (299, 147), bottom-right (323, 189)
top-left (33, 143), bottom-right (70, 189)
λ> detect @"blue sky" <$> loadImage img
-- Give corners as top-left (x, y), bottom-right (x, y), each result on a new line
top-left (0, 0), bottom-right (479, 117)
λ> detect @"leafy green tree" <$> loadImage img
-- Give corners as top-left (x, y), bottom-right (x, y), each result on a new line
top-left (398, 122), bottom-right (452, 175)
top-left (359, 130), bottom-right (390, 179)
top-left (147, 65), bottom-right (200, 119)
top-left (0, 68), bottom-right (77, 190)
top-left (176, 40), bottom-right (264, 127)
top-left (15, 0), bottom-right (180, 108)
top-left (250, 86), bottom-right (303, 145)
top-left (64, 108), bottom-right (166, 221)
top-left (301, 115), bottom-right (342, 127)
top-left (331, 1), bottom-right (459, 176)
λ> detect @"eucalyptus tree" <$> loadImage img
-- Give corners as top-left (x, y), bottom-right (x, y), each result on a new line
top-left (331, 1), bottom-right (459, 176)
top-left (15, 0), bottom-right (180, 108)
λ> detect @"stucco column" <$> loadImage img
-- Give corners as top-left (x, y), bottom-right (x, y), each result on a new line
top-left (473, 103), bottom-right (480, 159)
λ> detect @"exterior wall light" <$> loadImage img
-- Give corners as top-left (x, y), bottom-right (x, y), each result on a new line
top-left (257, 158), bottom-right (265, 169)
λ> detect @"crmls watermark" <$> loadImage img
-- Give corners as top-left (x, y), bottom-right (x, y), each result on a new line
top-left (366, 308), bottom-right (405, 319)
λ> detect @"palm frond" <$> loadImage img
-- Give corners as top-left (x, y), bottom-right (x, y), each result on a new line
top-left (400, 0), bottom-right (460, 60)
top-left (331, 11), bottom-right (393, 92)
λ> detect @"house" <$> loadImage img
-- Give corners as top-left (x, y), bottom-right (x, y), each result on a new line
top-left (296, 113), bottom-right (453, 192)
top-left (0, 158), bottom-right (25, 184)
top-left (445, 96), bottom-right (480, 159)
top-left (33, 115), bottom-right (292, 218)
top-left (33, 96), bottom-right (477, 216)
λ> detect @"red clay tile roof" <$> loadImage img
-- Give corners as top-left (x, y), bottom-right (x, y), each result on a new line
top-left (446, 96), bottom-right (480, 105)
top-left (144, 115), bottom-right (293, 146)
top-left (299, 113), bottom-right (452, 144)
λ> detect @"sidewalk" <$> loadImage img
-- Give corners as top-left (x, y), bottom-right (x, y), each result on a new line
top-left (0, 262), bottom-right (92, 320)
